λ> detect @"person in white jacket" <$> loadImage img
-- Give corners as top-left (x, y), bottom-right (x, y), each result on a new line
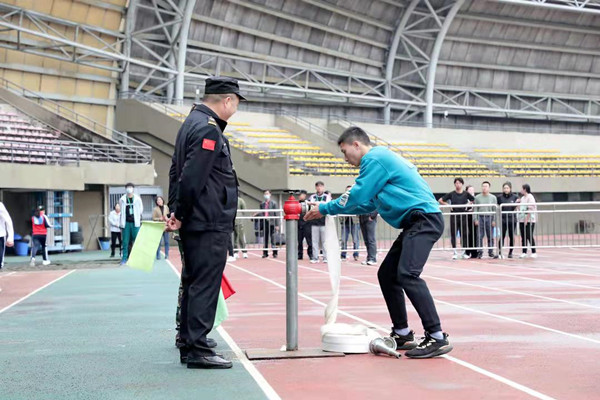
top-left (119, 183), bottom-right (144, 265)
top-left (0, 201), bottom-right (14, 270)
top-left (108, 204), bottom-right (122, 258)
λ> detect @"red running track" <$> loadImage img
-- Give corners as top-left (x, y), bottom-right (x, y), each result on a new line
top-left (178, 247), bottom-right (600, 400)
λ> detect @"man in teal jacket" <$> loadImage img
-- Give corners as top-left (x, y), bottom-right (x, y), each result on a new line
top-left (305, 126), bottom-right (452, 359)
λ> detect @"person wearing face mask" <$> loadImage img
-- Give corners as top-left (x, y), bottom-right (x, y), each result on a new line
top-left (305, 126), bottom-right (452, 359)
top-left (256, 190), bottom-right (279, 259)
top-left (297, 190), bottom-right (313, 260)
top-left (474, 181), bottom-right (498, 259)
top-left (496, 182), bottom-right (518, 258)
top-left (308, 181), bottom-right (332, 263)
top-left (30, 205), bottom-right (52, 266)
top-left (166, 77), bottom-right (245, 370)
top-left (108, 204), bottom-right (122, 258)
top-left (119, 182), bottom-right (143, 265)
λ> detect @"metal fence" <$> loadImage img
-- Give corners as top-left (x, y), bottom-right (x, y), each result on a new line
top-left (228, 202), bottom-right (600, 259)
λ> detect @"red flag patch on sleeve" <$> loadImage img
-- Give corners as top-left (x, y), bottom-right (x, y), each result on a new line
top-left (202, 138), bottom-right (216, 151)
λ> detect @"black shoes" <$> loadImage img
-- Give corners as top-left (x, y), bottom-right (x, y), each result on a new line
top-left (405, 332), bottom-right (453, 359)
top-left (262, 254), bottom-right (268, 258)
top-left (187, 355), bottom-right (232, 369)
top-left (389, 330), bottom-right (418, 350)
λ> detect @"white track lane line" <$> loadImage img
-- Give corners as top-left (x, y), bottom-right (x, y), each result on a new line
top-left (469, 258), bottom-right (600, 276)
top-left (0, 270), bottom-right (76, 314)
top-left (430, 263), bottom-right (600, 291)
top-left (249, 253), bottom-right (600, 346)
top-left (164, 257), bottom-right (281, 400)
top-left (0, 271), bottom-right (16, 279)
top-left (239, 256), bottom-right (555, 400)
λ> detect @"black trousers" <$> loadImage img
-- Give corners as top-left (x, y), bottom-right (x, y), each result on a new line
top-left (500, 217), bottom-right (516, 254)
top-left (377, 211), bottom-right (443, 333)
top-left (179, 230), bottom-right (229, 357)
top-left (519, 222), bottom-right (536, 254)
top-left (0, 236), bottom-right (5, 269)
top-left (298, 222), bottom-right (313, 259)
top-left (261, 220), bottom-right (278, 257)
top-left (449, 213), bottom-right (469, 250)
top-left (110, 231), bottom-right (121, 256)
top-left (465, 214), bottom-right (478, 257)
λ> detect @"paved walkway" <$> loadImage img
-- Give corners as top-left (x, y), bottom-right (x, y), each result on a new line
top-left (0, 259), bottom-right (269, 400)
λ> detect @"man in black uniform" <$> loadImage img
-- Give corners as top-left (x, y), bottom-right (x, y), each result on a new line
top-left (497, 181), bottom-right (519, 258)
top-left (167, 77), bottom-right (245, 369)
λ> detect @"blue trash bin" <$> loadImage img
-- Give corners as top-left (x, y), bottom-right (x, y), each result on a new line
top-left (14, 240), bottom-right (29, 256)
top-left (99, 237), bottom-right (111, 251)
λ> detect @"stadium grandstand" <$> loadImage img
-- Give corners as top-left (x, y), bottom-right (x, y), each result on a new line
top-left (1, 0), bottom-right (600, 398)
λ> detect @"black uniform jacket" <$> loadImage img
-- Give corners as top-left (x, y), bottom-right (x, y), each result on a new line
top-left (168, 104), bottom-right (238, 233)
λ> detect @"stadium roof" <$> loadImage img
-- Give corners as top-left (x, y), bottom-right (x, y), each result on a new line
top-left (0, 0), bottom-right (599, 125)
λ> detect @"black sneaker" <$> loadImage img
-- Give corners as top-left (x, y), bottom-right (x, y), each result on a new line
top-left (405, 332), bottom-right (453, 359)
top-left (389, 330), bottom-right (418, 350)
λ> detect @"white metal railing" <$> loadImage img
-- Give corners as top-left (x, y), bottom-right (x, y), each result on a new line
top-left (226, 202), bottom-right (600, 258)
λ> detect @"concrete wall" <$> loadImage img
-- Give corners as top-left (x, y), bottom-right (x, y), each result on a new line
top-left (0, 162), bottom-right (155, 190)
top-left (353, 122), bottom-right (600, 155)
top-left (73, 190), bottom-right (104, 251)
top-left (0, 191), bottom-right (35, 239)
top-left (116, 100), bottom-right (289, 202)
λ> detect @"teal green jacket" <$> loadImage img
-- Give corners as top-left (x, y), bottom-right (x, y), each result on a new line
top-left (319, 146), bottom-right (440, 228)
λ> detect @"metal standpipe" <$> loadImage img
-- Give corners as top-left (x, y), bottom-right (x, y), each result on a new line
top-left (283, 195), bottom-right (300, 351)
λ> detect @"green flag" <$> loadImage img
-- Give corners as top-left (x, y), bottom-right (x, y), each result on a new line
top-left (127, 221), bottom-right (165, 272)
top-left (213, 289), bottom-right (228, 328)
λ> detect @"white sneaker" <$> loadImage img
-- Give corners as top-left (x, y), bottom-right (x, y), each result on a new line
top-left (42, 260), bottom-right (51, 266)
top-left (227, 256), bottom-right (236, 262)
top-left (519, 253), bottom-right (528, 259)
top-left (530, 253), bottom-right (538, 259)
top-left (461, 254), bottom-right (470, 260)
top-left (243, 253), bottom-right (248, 259)
top-left (234, 254), bottom-right (239, 259)
top-left (366, 260), bottom-right (376, 266)
top-left (452, 254), bottom-right (459, 260)
top-left (323, 259), bottom-right (328, 263)
top-left (310, 259), bottom-right (318, 264)
top-left (29, 258), bottom-right (35, 266)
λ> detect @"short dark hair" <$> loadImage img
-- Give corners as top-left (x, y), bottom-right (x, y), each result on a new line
top-left (264, 189), bottom-right (271, 194)
top-left (454, 177), bottom-right (464, 184)
top-left (522, 183), bottom-right (531, 194)
top-left (125, 182), bottom-right (134, 188)
top-left (315, 181), bottom-right (324, 187)
top-left (482, 181), bottom-right (491, 186)
top-left (503, 181), bottom-right (512, 189)
top-left (299, 190), bottom-right (307, 195)
top-left (202, 93), bottom-right (234, 103)
top-left (465, 185), bottom-right (473, 191)
top-left (337, 126), bottom-right (371, 146)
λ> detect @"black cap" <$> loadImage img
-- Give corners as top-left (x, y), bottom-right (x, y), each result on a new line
top-left (37, 205), bottom-right (45, 211)
top-left (205, 77), bottom-right (247, 101)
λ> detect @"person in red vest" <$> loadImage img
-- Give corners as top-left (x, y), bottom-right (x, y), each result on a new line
top-left (30, 205), bottom-right (52, 266)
